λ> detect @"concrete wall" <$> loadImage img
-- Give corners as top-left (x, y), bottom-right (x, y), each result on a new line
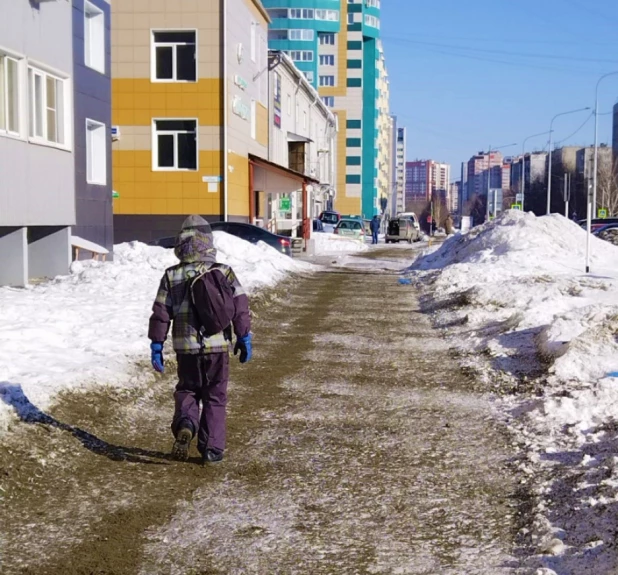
top-left (72, 0), bottom-right (113, 254)
top-left (0, 0), bottom-right (75, 227)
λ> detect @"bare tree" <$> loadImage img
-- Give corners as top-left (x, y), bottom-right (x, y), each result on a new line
top-left (597, 157), bottom-right (618, 216)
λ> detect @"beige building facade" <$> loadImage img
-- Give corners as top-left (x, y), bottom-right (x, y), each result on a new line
top-left (111, 0), bottom-right (272, 242)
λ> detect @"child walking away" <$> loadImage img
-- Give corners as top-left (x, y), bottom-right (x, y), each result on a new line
top-left (148, 215), bottom-right (252, 465)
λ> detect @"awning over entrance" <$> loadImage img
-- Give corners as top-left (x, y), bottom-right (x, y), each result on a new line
top-left (286, 132), bottom-right (313, 143)
top-left (248, 155), bottom-right (319, 241)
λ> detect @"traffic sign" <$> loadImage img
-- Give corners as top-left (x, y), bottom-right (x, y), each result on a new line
top-left (511, 204), bottom-right (522, 211)
top-left (515, 193), bottom-right (523, 203)
top-left (598, 208), bottom-right (608, 219)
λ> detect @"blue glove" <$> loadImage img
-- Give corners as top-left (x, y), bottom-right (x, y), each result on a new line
top-left (150, 342), bottom-right (164, 373)
top-left (234, 334), bottom-right (252, 364)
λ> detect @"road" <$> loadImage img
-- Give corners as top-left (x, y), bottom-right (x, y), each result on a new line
top-left (0, 246), bottom-right (523, 574)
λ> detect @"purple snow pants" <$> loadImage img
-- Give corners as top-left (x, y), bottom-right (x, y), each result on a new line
top-left (172, 353), bottom-right (230, 454)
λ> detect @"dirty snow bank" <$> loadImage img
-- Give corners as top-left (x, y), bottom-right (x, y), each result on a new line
top-left (408, 210), bottom-right (618, 573)
top-left (0, 233), bottom-right (311, 432)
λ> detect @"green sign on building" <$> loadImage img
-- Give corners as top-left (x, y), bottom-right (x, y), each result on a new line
top-left (598, 208), bottom-right (608, 219)
top-left (279, 197), bottom-right (291, 212)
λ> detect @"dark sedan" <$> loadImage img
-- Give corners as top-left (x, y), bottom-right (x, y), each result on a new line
top-left (148, 223), bottom-right (292, 257)
top-left (210, 222), bottom-right (292, 256)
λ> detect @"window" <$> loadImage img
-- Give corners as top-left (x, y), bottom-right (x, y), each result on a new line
top-left (28, 68), bottom-right (66, 145)
top-left (315, 9), bottom-right (339, 21)
top-left (319, 33), bottom-right (335, 45)
top-left (266, 8), bottom-right (288, 19)
top-left (250, 100), bottom-right (257, 140)
top-left (319, 75), bottom-right (335, 87)
top-left (251, 22), bottom-right (257, 62)
top-left (303, 71), bottom-right (314, 83)
top-left (153, 119), bottom-right (197, 170)
top-left (289, 51), bottom-right (313, 62)
top-left (366, 0), bottom-right (381, 7)
top-left (84, 1), bottom-right (105, 73)
top-left (86, 119), bottom-right (106, 185)
top-left (152, 31), bottom-right (196, 82)
top-left (319, 55), bottom-right (335, 66)
top-left (289, 29), bottom-right (314, 41)
top-left (0, 54), bottom-right (19, 135)
top-left (268, 29), bottom-right (288, 41)
top-left (321, 96), bottom-right (334, 107)
top-left (348, 13), bottom-right (355, 24)
top-left (364, 14), bottom-right (380, 28)
top-left (290, 8), bottom-right (314, 19)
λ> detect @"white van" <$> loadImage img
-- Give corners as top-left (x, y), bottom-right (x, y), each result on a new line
top-left (397, 212), bottom-right (421, 231)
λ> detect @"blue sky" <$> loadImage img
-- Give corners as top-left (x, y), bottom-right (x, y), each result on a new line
top-left (381, 0), bottom-right (618, 180)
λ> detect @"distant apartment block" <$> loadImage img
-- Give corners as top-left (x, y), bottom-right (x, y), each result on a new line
top-left (263, 0), bottom-right (387, 218)
top-left (511, 152), bottom-right (547, 194)
top-left (405, 159), bottom-right (450, 207)
top-left (466, 151), bottom-right (504, 198)
top-left (391, 119), bottom-right (406, 215)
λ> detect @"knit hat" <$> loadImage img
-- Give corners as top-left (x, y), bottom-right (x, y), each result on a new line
top-left (181, 215), bottom-right (211, 232)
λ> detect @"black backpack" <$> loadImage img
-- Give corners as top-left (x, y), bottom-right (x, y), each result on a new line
top-left (189, 265), bottom-right (236, 338)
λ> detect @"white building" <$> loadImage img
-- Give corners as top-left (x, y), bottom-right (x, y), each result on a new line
top-left (262, 50), bottom-right (337, 234)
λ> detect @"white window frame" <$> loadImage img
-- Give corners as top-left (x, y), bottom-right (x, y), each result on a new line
top-left (28, 65), bottom-right (70, 149)
top-left (289, 29), bottom-right (314, 41)
top-left (84, 1), bottom-right (105, 74)
top-left (319, 75), bottom-right (335, 87)
top-left (319, 55), bottom-right (335, 66)
top-left (152, 118), bottom-right (199, 171)
top-left (151, 30), bottom-right (197, 83)
top-left (85, 118), bottom-right (107, 185)
top-left (251, 22), bottom-right (257, 62)
top-left (0, 53), bottom-right (21, 138)
top-left (315, 9), bottom-right (339, 21)
top-left (303, 71), bottom-right (314, 83)
top-left (319, 33), bottom-right (335, 45)
top-left (250, 100), bottom-right (256, 140)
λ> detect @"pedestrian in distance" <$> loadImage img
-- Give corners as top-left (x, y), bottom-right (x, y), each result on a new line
top-left (148, 215), bottom-right (252, 465)
top-left (370, 215), bottom-right (381, 245)
top-left (444, 213), bottom-right (454, 235)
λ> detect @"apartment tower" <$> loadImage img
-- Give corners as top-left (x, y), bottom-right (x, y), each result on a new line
top-left (263, 0), bottom-right (385, 218)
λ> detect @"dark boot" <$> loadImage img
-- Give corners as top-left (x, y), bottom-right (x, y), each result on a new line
top-left (171, 427), bottom-right (193, 461)
top-left (202, 448), bottom-right (224, 465)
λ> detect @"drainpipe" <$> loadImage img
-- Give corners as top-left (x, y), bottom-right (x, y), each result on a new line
top-left (222, 0), bottom-right (229, 222)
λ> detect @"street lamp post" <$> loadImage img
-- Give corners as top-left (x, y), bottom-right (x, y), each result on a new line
top-left (593, 71), bottom-right (618, 214)
top-left (521, 131), bottom-right (553, 211)
top-left (485, 143), bottom-right (516, 221)
top-left (546, 107), bottom-right (591, 216)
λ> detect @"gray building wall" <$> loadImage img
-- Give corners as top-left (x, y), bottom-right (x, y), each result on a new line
top-left (72, 0), bottom-right (113, 254)
top-left (0, 0), bottom-right (75, 227)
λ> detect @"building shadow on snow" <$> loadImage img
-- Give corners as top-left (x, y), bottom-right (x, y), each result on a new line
top-left (0, 382), bottom-right (171, 465)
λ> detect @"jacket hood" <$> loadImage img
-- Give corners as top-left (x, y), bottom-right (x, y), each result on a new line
top-left (174, 224), bottom-right (217, 264)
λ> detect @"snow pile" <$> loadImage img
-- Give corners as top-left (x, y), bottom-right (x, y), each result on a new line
top-left (410, 210), bottom-right (618, 572)
top-left (312, 232), bottom-right (368, 254)
top-left (0, 233), bottom-right (310, 431)
top-left (412, 211), bottom-right (618, 369)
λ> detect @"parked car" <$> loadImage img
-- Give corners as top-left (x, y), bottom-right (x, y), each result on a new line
top-left (334, 218), bottom-right (365, 240)
top-left (210, 222), bottom-right (292, 256)
top-left (594, 223), bottom-right (618, 247)
top-left (318, 211), bottom-right (341, 232)
top-left (397, 212), bottom-right (421, 231)
top-left (578, 217), bottom-right (618, 233)
top-left (148, 222), bottom-right (292, 256)
top-left (386, 217), bottom-right (419, 243)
